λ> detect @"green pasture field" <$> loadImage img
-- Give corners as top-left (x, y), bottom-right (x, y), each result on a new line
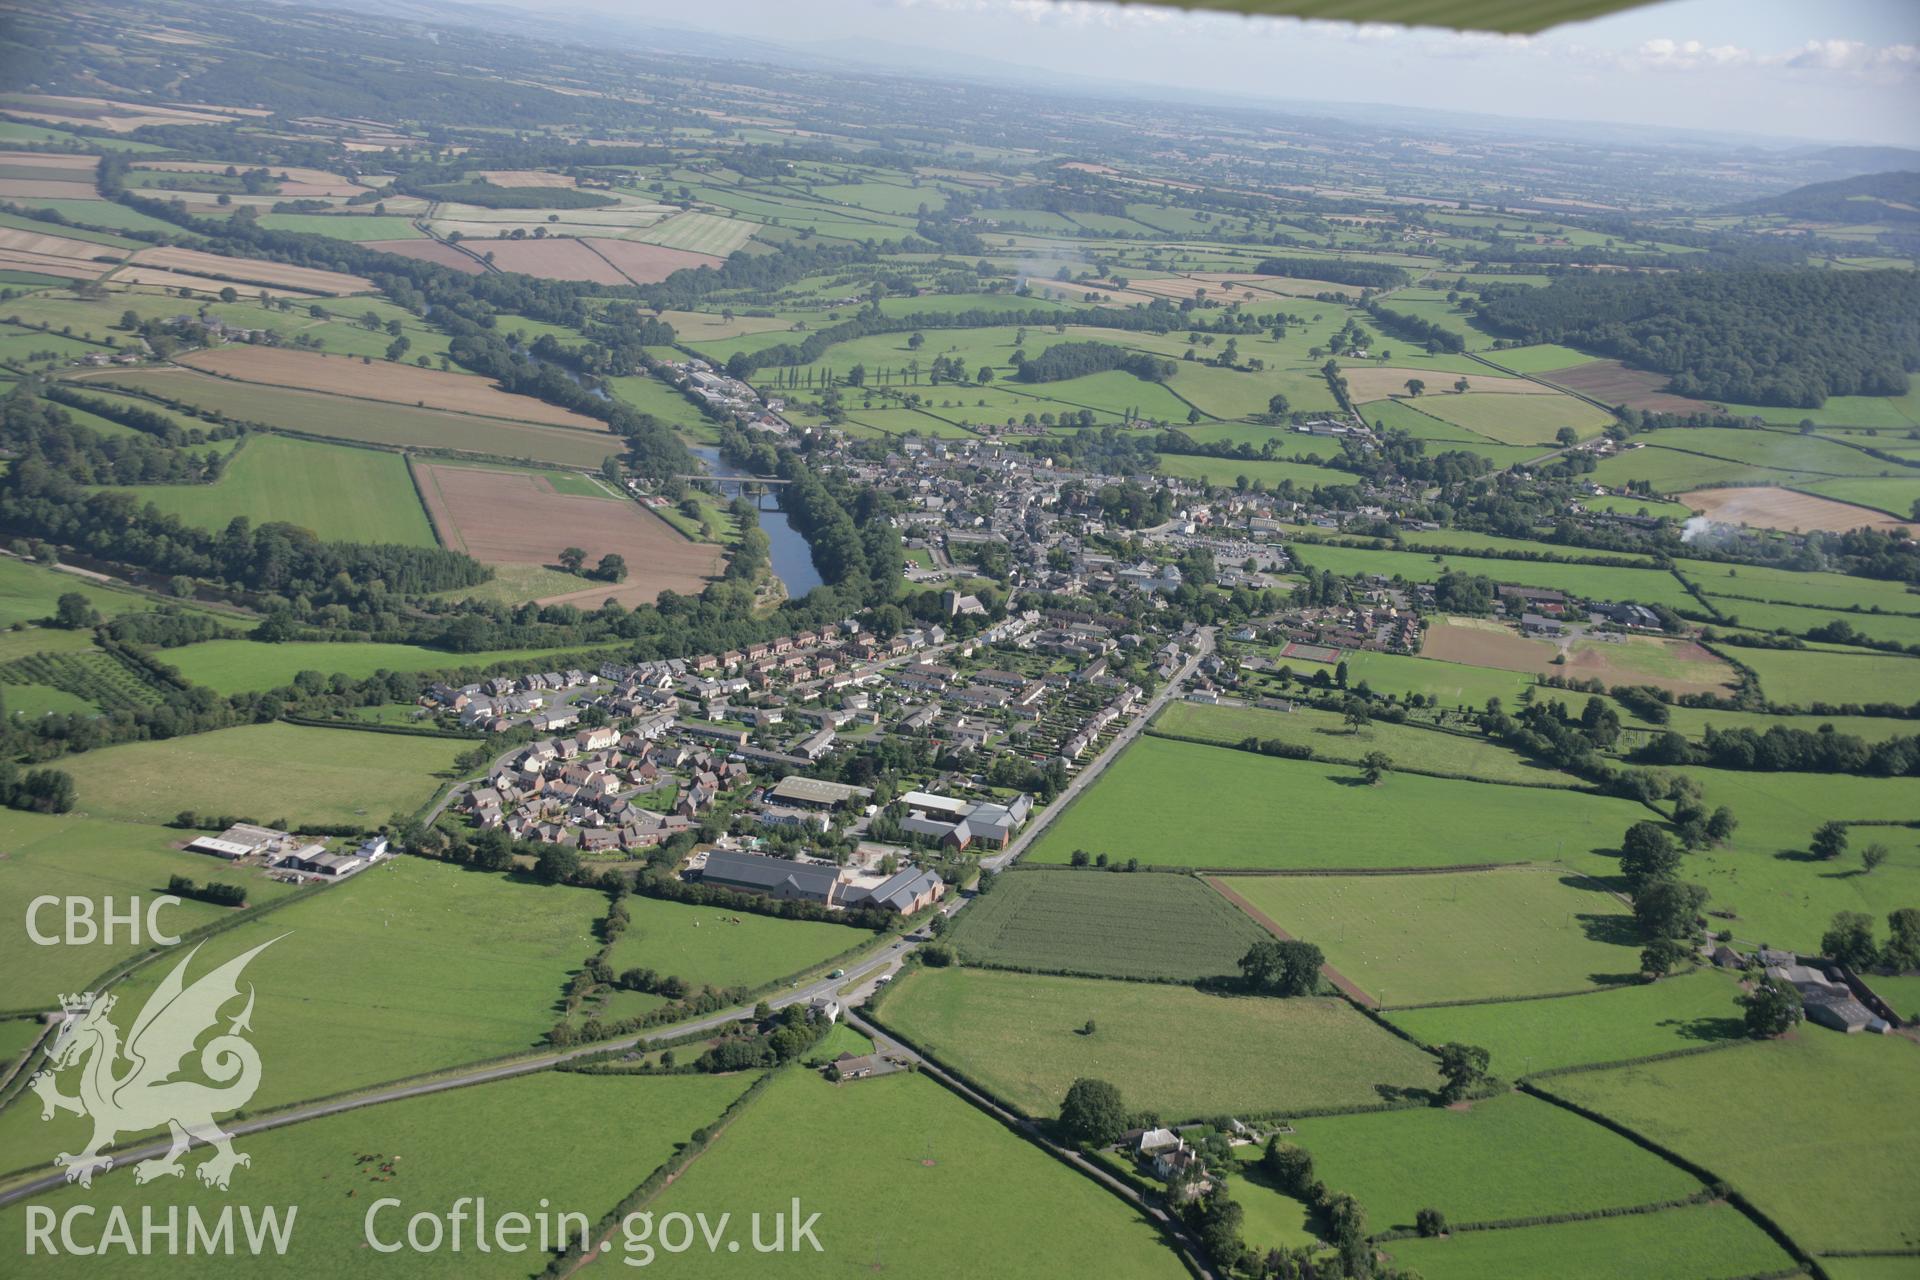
top-left (160, 637), bottom-right (624, 694)
top-left (1, 681), bottom-right (98, 719)
top-left (0, 211), bottom-right (140, 249)
top-left (0, 1071), bottom-right (753, 1279)
top-left (1657, 703), bottom-right (1920, 744)
top-left (1407, 389), bottom-right (1613, 445)
top-left (1662, 770), bottom-right (1920, 952)
top-left (1711, 387), bottom-right (1920, 430)
top-left (1678, 560), bottom-right (1920, 615)
top-left (879, 966), bottom-right (1438, 1121)
top-left (0, 1017), bottom-right (39, 1067)
top-left (0, 855), bottom-right (607, 1176)
top-left (1581, 493), bottom-right (1696, 519)
top-left (607, 373), bottom-right (708, 432)
top-left (1218, 866), bottom-right (1640, 1006)
top-left (1643, 426), bottom-right (1893, 476)
top-left (1798, 474), bottom-right (1920, 519)
top-left (646, 1068), bottom-right (1188, 1280)
top-left (635, 208), bottom-right (759, 254)
top-left (0, 329), bottom-right (107, 367)
top-left (1225, 1163), bottom-right (1320, 1254)
top-left (1330, 648), bottom-right (1536, 707)
top-left (83, 371), bottom-right (619, 468)
top-left (254, 213), bottom-right (426, 240)
top-left (0, 556), bottom-right (150, 627)
top-left (59, 721), bottom-right (468, 826)
top-left (1548, 1031), bottom-right (1920, 1255)
top-left (1705, 595), bottom-right (1920, 646)
top-left (1373, 292), bottom-right (1498, 350)
top-left (1282, 1091), bottom-right (1700, 1231)
top-left (1591, 445), bottom-right (1822, 493)
top-left (1285, 541), bottom-right (1698, 609)
top-left (1391, 527), bottom-right (1659, 564)
top-left (1482, 343), bottom-right (1595, 373)
top-left (0, 808), bottom-right (302, 1000)
top-left (603, 895), bottom-right (867, 992)
top-left (429, 560), bottom-right (607, 607)
top-left (0, 624), bottom-right (95, 663)
top-left (1822, 1259), bottom-right (1920, 1280)
top-left (7, 200), bottom-right (182, 232)
top-left (1866, 973), bottom-right (1920, 1022)
top-left (1154, 701), bottom-right (1582, 786)
top-left (1386, 968), bottom-right (1746, 1076)
top-left (97, 435), bottom-right (436, 547)
top-left (943, 869), bottom-right (1271, 982)
top-left (1156, 452), bottom-right (1354, 490)
top-left (1730, 643), bottom-right (1920, 707)
top-left (1028, 737), bottom-right (1651, 871)
top-left (1381, 1202), bottom-right (1795, 1280)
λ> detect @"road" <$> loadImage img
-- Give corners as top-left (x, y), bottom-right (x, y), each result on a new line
top-left (3, 630), bottom-right (1210, 1223)
top-left (983, 625), bottom-right (1214, 872)
top-left (0, 935), bottom-right (917, 1208)
top-left (845, 1010), bottom-right (1221, 1280)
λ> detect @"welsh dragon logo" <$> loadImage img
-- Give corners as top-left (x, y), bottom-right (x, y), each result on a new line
top-left (30, 938), bottom-right (281, 1191)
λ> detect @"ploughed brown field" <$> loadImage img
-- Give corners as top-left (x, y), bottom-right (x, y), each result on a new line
top-left (1677, 486), bottom-right (1920, 536)
top-left (413, 462), bottom-right (723, 607)
top-left (1540, 359), bottom-right (1725, 416)
top-left (584, 238), bottom-right (725, 284)
top-left (176, 346), bottom-right (608, 429)
top-left (363, 239), bottom-right (486, 274)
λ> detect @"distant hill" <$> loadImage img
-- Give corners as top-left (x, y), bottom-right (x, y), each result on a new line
top-left (1789, 146), bottom-right (1920, 178)
top-left (1730, 171), bottom-right (1920, 225)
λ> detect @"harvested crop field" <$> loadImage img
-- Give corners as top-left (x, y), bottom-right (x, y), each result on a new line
top-left (71, 369), bottom-right (619, 468)
top-left (0, 152), bottom-right (98, 171)
top-left (363, 238), bottom-right (486, 273)
top-left (0, 227), bottom-right (129, 263)
top-left (633, 210), bottom-right (757, 256)
top-left (1420, 617), bottom-right (1737, 695)
top-left (124, 245), bottom-right (371, 295)
top-left (1344, 365), bottom-right (1553, 403)
top-left (1541, 359), bottom-right (1724, 415)
top-left (0, 179), bottom-right (99, 201)
top-left (176, 346), bottom-right (606, 428)
top-left (0, 250), bottom-right (107, 279)
top-left (413, 461), bottom-right (722, 606)
top-left (584, 236), bottom-right (725, 283)
top-left (1677, 485), bottom-right (1918, 535)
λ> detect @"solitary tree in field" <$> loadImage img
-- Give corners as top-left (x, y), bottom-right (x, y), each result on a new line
top-left (1742, 977), bottom-right (1802, 1039)
top-left (1057, 1078), bottom-right (1127, 1146)
top-left (1454, 377), bottom-right (1470, 393)
top-left (1436, 1042), bottom-right (1491, 1102)
top-left (1359, 751), bottom-right (1391, 786)
top-left (1343, 698), bottom-right (1371, 732)
top-left (1862, 843), bottom-right (1891, 875)
top-left (1404, 378), bottom-right (1425, 397)
top-left (1812, 821), bottom-right (1849, 861)
top-left (1416, 1208), bottom-right (1448, 1239)
top-left (558, 546), bottom-right (587, 573)
top-left (594, 553), bottom-right (627, 583)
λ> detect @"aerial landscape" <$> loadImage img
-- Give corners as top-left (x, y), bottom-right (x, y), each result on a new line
top-left (0, 0), bottom-right (1916, 1275)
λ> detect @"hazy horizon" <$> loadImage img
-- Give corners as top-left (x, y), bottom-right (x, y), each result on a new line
top-left (483, 0), bottom-right (1920, 149)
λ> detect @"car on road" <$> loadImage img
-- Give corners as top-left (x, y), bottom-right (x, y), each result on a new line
top-left (828, 968), bottom-right (845, 979)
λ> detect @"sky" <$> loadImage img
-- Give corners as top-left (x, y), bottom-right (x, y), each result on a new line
top-left (527, 0), bottom-right (1920, 147)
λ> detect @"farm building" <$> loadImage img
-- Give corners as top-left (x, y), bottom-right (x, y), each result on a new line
top-left (699, 849), bottom-right (844, 906)
top-left (767, 775), bottom-right (873, 811)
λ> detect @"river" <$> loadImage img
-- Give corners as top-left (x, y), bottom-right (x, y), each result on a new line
top-left (689, 446), bottom-right (824, 598)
